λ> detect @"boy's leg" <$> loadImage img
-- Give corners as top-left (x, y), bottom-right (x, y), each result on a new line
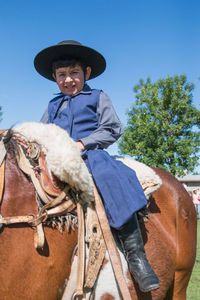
top-left (115, 213), bottom-right (160, 292)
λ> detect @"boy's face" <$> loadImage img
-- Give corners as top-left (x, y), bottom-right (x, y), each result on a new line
top-left (52, 64), bottom-right (91, 95)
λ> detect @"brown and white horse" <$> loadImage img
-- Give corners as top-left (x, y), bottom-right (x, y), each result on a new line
top-left (0, 130), bottom-right (197, 300)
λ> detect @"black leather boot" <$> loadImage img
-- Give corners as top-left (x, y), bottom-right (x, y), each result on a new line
top-left (117, 213), bottom-right (160, 292)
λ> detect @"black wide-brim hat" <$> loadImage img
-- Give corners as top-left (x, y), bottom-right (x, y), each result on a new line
top-left (34, 40), bottom-right (106, 81)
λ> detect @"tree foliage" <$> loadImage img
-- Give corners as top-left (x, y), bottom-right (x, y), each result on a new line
top-left (118, 75), bottom-right (200, 176)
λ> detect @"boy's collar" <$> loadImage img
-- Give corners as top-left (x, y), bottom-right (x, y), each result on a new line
top-left (80, 84), bottom-right (92, 94)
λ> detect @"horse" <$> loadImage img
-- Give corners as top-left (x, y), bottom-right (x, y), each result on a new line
top-left (0, 127), bottom-right (197, 300)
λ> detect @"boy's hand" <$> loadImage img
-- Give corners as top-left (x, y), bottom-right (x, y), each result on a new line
top-left (76, 140), bottom-right (85, 151)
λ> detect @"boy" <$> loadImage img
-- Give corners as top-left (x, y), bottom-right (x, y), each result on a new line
top-left (34, 40), bottom-right (160, 292)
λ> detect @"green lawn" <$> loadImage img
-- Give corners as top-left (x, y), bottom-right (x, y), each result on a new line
top-left (187, 220), bottom-right (200, 299)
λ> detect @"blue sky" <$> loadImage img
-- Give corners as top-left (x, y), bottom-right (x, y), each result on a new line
top-left (0, 0), bottom-right (199, 156)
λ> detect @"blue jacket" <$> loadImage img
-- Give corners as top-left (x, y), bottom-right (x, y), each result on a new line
top-left (41, 85), bottom-right (123, 149)
top-left (47, 88), bottom-right (100, 144)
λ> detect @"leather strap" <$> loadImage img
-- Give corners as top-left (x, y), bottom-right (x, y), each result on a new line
top-left (17, 145), bottom-right (50, 204)
top-left (38, 185), bottom-right (70, 216)
top-left (74, 202), bottom-right (86, 299)
top-left (34, 223), bottom-right (45, 249)
top-left (93, 183), bottom-right (132, 300)
top-left (84, 204), bottom-right (106, 289)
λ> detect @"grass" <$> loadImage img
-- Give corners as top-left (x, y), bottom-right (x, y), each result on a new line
top-left (187, 219), bottom-right (200, 299)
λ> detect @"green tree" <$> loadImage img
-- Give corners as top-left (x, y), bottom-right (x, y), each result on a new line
top-left (119, 75), bottom-right (200, 176)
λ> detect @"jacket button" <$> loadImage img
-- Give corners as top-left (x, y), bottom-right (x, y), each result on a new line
top-left (58, 115), bottom-right (61, 119)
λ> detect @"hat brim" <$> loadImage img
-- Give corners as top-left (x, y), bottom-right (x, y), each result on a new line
top-left (34, 44), bottom-right (106, 81)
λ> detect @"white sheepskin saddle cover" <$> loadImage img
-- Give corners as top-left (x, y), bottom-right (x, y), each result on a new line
top-left (13, 122), bottom-right (94, 203)
top-left (13, 122), bottom-right (162, 202)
